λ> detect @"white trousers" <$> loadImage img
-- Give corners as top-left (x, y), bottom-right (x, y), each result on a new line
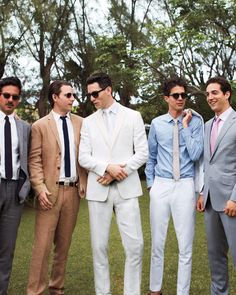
top-left (88, 184), bottom-right (143, 295)
top-left (149, 177), bottom-right (196, 295)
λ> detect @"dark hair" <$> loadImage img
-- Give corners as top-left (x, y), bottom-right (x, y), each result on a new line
top-left (162, 76), bottom-right (187, 96)
top-left (48, 80), bottom-right (72, 108)
top-left (86, 72), bottom-right (112, 89)
top-left (206, 76), bottom-right (232, 102)
top-left (0, 77), bottom-right (22, 94)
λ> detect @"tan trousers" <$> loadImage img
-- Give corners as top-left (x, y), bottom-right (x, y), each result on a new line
top-left (27, 186), bottom-right (80, 295)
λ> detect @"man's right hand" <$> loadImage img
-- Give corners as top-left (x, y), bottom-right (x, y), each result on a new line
top-left (196, 194), bottom-right (205, 212)
top-left (106, 164), bottom-right (128, 181)
top-left (38, 189), bottom-right (53, 210)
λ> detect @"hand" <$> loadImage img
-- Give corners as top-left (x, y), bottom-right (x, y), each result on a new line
top-left (196, 194), bottom-right (205, 212)
top-left (224, 200), bottom-right (236, 217)
top-left (97, 173), bottom-right (115, 186)
top-left (106, 164), bottom-right (128, 181)
top-left (182, 109), bottom-right (192, 128)
top-left (38, 189), bottom-right (53, 210)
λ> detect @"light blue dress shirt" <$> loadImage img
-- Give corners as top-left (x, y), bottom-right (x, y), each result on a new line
top-left (145, 113), bottom-right (204, 188)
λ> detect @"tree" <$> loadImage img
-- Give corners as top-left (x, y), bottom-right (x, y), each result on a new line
top-left (14, 0), bottom-right (75, 117)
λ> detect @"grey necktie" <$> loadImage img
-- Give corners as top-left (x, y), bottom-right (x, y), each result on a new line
top-left (103, 110), bottom-right (113, 135)
top-left (173, 119), bottom-right (180, 180)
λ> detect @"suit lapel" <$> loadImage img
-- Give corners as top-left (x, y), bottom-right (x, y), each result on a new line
top-left (15, 118), bottom-right (23, 159)
top-left (211, 110), bottom-right (236, 158)
top-left (205, 119), bottom-right (213, 160)
top-left (110, 104), bottom-right (125, 148)
top-left (48, 112), bottom-right (61, 150)
top-left (70, 114), bottom-right (79, 153)
top-left (95, 110), bottom-right (111, 147)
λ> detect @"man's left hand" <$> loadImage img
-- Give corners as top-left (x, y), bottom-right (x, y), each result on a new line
top-left (224, 200), bottom-right (236, 217)
top-left (182, 109), bottom-right (192, 128)
top-left (97, 173), bottom-right (115, 186)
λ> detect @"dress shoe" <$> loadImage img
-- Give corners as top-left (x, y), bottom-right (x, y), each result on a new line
top-left (148, 291), bottom-right (162, 295)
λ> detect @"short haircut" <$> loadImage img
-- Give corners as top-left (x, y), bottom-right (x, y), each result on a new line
top-left (206, 76), bottom-right (232, 102)
top-left (48, 80), bottom-right (72, 108)
top-left (86, 72), bottom-right (112, 89)
top-left (162, 76), bottom-right (187, 96)
top-left (0, 76), bottom-right (22, 95)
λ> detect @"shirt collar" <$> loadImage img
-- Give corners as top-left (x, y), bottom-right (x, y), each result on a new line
top-left (216, 106), bottom-right (233, 122)
top-left (52, 110), bottom-right (71, 121)
top-left (102, 101), bottom-right (118, 114)
top-left (0, 110), bottom-right (15, 121)
top-left (166, 112), bottom-right (183, 123)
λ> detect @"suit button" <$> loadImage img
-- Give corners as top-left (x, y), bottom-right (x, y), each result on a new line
top-left (57, 167), bottom-right (60, 170)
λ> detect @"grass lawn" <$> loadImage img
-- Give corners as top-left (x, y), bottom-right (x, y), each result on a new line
top-left (8, 183), bottom-right (236, 295)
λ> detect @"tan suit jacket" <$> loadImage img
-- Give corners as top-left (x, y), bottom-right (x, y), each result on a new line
top-left (29, 111), bottom-right (87, 204)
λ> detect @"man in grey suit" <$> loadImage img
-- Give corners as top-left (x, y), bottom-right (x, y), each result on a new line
top-left (0, 77), bottom-right (31, 295)
top-left (197, 76), bottom-right (236, 295)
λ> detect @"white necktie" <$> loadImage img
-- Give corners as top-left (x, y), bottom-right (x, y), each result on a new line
top-left (173, 119), bottom-right (180, 180)
top-left (103, 110), bottom-right (114, 135)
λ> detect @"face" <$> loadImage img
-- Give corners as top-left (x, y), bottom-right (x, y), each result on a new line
top-left (0, 85), bottom-right (20, 115)
top-left (87, 82), bottom-right (113, 109)
top-left (53, 85), bottom-right (76, 115)
top-left (206, 83), bottom-right (230, 116)
top-left (164, 85), bottom-right (187, 116)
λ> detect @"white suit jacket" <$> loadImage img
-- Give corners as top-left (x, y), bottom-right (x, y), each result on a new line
top-left (79, 103), bottom-right (148, 201)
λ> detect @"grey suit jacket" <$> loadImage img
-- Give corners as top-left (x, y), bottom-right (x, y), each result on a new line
top-left (15, 118), bottom-right (31, 203)
top-left (203, 109), bottom-right (236, 211)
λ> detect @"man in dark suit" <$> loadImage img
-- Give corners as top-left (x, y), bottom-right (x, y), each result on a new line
top-left (0, 77), bottom-right (31, 295)
top-left (197, 76), bottom-right (236, 295)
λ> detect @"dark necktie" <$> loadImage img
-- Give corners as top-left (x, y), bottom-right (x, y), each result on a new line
top-left (60, 116), bottom-right (71, 177)
top-left (5, 116), bottom-right (13, 179)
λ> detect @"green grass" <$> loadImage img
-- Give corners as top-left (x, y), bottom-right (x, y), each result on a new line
top-left (9, 184), bottom-right (236, 295)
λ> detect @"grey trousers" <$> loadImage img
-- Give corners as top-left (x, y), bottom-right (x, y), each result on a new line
top-left (0, 179), bottom-right (24, 295)
top-left (205, 198), bottom-right (236, 295)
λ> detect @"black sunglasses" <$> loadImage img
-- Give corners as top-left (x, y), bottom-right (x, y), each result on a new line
top-left (86, 87), bottom-right (107, 99)
top-left (64, 93), bottom-right (77, 99)
top-left (1, 92), bottom-right (20, 101)
top-left (169, 92), bottom-right (188, 100)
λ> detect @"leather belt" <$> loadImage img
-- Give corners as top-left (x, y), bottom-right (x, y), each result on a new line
top-left (57, 181), bottom-right (77, 187)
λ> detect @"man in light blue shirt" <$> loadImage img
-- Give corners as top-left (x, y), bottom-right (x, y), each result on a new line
top-left (145, 77), bottom-right (204, 295)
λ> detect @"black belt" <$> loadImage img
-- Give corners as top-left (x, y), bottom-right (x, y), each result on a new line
top-left (57, 181), bottom-right (77, 187)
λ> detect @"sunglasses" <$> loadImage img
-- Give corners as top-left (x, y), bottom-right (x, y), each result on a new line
top-left (64, 93), bottom-right (77, 99)
top-left (1, 92), bottom-right (20, 101)
top-left (169, 92), bottom-right (188, 100)
top-left (86, 87), bottom-right (107, 99)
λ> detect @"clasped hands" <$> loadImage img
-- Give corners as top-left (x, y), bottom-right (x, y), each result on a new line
top-left (97, 163), bottom-right (128, 186)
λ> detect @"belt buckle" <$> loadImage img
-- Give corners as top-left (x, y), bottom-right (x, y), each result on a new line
top-left (64, 179), bottom-right (70, 187)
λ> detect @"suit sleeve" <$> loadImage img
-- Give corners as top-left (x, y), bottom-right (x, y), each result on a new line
top-left (79, 119), bottom-right (109, 176)
top-left (124, 112), bottom-right (148, 175)
top-left (29, 123), bottom-right (48, 196)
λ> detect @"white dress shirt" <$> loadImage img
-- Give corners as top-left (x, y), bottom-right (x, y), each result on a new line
top-left (0, 110), bottom-right (20, 179)
top-left (52, 111), bottom-right (77, 182)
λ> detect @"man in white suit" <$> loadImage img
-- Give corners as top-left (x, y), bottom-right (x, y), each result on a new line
top-left (79, 72), bottom-right (148, 295)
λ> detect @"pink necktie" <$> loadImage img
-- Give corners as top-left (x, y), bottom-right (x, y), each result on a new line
top-left (210, 117), bottom-right (221, 155)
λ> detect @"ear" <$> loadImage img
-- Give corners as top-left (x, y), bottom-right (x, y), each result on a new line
top-left (106, 86), bottom-right (112, 95)
top-left (52, 93), bottom-right (57, 103)
top-left (164, 95), bottom-right (169, 103)
top-left (225, 91), bottom-right (231, 101)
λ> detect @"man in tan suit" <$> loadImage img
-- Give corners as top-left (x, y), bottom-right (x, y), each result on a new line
top-left (27, 80), bottom-right (87, 295)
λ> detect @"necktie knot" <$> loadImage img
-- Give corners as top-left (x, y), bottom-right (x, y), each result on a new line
top-left (60, 116), bottom-right (67, 121)
top-left (5, 115), bottom-right (9, 122)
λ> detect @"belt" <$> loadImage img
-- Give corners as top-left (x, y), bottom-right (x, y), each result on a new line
top-left (57, 181), bottom-right (77, 187)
